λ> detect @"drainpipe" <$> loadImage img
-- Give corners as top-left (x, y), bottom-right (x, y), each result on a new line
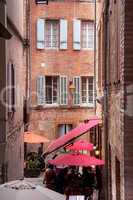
top-left (25, 0), bottom-right (31, 127)
top-left (103, 0), bottom-right (110, 200)
top-left (93, 0), bottom-right (97, 114)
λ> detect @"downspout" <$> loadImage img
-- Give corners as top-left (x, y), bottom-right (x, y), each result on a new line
top-left (24, 0), bottom-right (31, 159)
top-left (94, 0), bottom-right (97, 114)
top-left (104, 0), bottom-right (110, 199)
top-left (25, 0), bottom-right (31, 129)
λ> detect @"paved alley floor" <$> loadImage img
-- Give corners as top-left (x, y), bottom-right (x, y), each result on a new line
top-left (25, 173), bottom-right (44, 187)
top-left (25, 175), bottom-right (99, 200)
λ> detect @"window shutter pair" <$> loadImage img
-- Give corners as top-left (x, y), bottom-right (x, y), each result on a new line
top-left (37, 19), bottom-right (68, 49)
top-left (73, 76), bottom-right (81, 105)
top-left (37, 76), bottom-right (67, 105)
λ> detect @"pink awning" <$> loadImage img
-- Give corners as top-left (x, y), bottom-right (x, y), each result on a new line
top-left (45, 117), bottom-right (100, 154)
top-left (49, 153), bottom-right (105, 167)
top-left (66, 140), bottom-right (94, 151)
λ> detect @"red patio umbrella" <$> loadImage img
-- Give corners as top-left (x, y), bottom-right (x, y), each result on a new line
top-left (66, 140), bottom-right (94, 151)
top-left (48, 153), bottom-right (105, 167)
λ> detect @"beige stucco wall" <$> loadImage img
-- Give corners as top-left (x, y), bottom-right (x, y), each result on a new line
top-left (7, 0), bottom-right (24, 35)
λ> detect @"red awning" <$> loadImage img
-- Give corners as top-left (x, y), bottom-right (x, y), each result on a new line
top-left (49, 153), bottom-right (105, 167)
top-left (45, 117), bottom-right (100, 154)
top-left (66, 140), bottom-right (94, 151)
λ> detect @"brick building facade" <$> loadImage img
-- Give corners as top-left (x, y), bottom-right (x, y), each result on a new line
top-left (98, 0), bottom-right (133, 199)
top-left (29, 0), bottom-right (100, 152)
top-left (0, 0), bottom-right (27, 182)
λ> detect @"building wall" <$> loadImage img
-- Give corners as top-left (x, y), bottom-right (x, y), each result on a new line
top-left (0, 1), bottom-right (7, 183)
top-left (124, 1), bottom-right (133, 199)
top-left (0, 0), bottom-right (26, 182)
top-left (99, 0), bottom-right (133, 200)
top-left (29, 0), bottom-right (99, 149)
top-left (7, 0), bottom-right (24, 35)
top-left (6, 26), bottom-right (25, 181)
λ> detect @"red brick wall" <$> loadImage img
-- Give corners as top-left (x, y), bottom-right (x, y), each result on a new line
top-left (30, 1), bottom-right (97, 146)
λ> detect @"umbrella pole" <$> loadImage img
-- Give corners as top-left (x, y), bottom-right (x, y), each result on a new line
top-left (24, 142), bottom-right (27, 160)
top-left (41, 143), bottom-right (44, 153)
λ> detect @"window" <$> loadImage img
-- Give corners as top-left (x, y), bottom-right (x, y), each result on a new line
top-left (81, 76), bottom-right (94, 104)
top-left (73, 76), bottom-right (94, 106)
top-left (46, 76), bottom-right (59, 104)
top-left (45, 20), bottom-right (59, 49)
top-left (37, 76), bottom-right (68, 105)
top-left (81, 21), bottom-right (94, 50)
top-left (37, 18), bottom-right (67, 50)
top-left (58, 124), bottom-right (73, 137)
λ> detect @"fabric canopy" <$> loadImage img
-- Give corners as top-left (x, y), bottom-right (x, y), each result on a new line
top-left (48, 153), bottom-right (105, 167)
top-left (45, 117), bottom-right (100, 154)
top-left (66, 140), bottom-right (94, 151)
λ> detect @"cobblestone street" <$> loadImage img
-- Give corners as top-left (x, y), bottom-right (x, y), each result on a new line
top-left (25, 174), bottom-right (44, 187)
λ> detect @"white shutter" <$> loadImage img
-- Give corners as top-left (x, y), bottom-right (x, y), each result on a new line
top-left (60, 19), bottom-right (67, 49)
top-left (59, 125), bottom-right (65, 137)
top-left (73, 76), bottom-right (81, 105)
top-left (37, 76), bottom-right (45, 105)
top-left (88, 22), bottom-right (94, 49)
top-left (8, 62), bottom-right (12, 111)
top-left (66, 124), bottom-right (72, 133)
top-left (60, 76), bottom-right (68, 105)
top-left (37, 18), bottom-right (45, 49)
top-left (73, 19), bottom-right (81, 50)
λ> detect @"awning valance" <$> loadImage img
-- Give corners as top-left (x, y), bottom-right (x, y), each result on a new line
top-left (45, 117), bottom-right (100, 155)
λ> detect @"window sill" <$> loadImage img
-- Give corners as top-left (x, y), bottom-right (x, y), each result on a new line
top-left (36, 48), bottom-right (59, 51)
top-left (72, 104), bottom-right (94, 108)
top-left (80, 103), bottom-right (94, 108)
top-left (34, 104), bottom-right (59, 109)
top-left (33, 104), bottom-right (94, 110)
top-left (81, 48), bottom-right (94, 51)
top-left (36, 1), bottom-right (48, 4)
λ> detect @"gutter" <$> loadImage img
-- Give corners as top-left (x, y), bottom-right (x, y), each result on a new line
top-left (25, 0), bottom-right (31, 118)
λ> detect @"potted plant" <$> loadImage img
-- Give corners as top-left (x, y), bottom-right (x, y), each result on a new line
top-left (24, 152), bottom-right (41, 178)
